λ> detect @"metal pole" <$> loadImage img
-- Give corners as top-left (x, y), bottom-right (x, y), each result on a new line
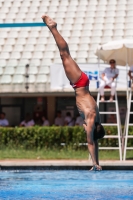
top-left (97, 49), bottom-right (100, 106)
top-left (123, 90), bottom-right (132, 160)
top-left (25, 64), bottom-right (29, 92)
top-left (115, 92), bottom-right (122, 161)
top-left (126, 48), bottom-right (129, 108)
top-left (0, 22), bottom-right (46, 28)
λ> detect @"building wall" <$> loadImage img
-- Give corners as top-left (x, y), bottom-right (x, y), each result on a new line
top-left (47, 96), bottom-right (55, 125)
top-left (0, 94), bottom-right (127, 126)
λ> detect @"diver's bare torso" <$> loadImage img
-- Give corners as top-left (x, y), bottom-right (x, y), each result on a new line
top-left (75, 86), bottom-right (100, 124)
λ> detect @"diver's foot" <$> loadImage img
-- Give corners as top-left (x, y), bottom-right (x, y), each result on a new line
top-left (41, 15), bottom-right (57, 29)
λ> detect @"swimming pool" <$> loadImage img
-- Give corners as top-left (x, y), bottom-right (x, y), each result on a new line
top-left (0, 170), bottom-right (133, 200)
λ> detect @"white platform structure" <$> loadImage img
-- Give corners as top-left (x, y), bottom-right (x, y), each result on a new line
top-left (123, 88), bottom-right (133, 160)
top-left (97, 90), bottom-right (122, 161)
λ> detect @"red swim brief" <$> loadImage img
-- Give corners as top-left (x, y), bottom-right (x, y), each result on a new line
top-left (70, 72), bottom-right (89, 88)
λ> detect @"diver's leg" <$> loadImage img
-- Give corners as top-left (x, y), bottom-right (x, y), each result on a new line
top-left (42, 15), bottom-right (82, 84)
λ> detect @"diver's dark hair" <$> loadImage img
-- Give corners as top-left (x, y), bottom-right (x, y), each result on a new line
top-left (93, 123), bottom-right (105, 141)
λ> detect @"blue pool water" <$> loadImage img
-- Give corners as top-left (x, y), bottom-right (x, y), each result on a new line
top-left (0, 170), bottom-right (133, 200)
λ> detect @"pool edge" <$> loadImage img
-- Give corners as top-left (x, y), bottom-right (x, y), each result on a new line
top-left (0, 160), bottom-right (133, 170)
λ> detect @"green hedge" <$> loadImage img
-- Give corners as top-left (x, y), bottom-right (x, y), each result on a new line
top-left (0, 126), bottom-right (127, 149)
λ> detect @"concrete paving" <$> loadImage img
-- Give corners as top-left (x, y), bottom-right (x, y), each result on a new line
top-left (0, 160), bottom-right (133, 170)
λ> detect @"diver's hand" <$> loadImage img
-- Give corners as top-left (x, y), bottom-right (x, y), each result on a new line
top-left (94, 165), bottom-right (102, 171)
top-left (90, 165), bottom-right (102, 171)
top-left (89, 166), bottom-right (94, 171)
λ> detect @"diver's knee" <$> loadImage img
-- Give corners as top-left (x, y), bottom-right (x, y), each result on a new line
top-left (60, 50), bottom-right (69, 60)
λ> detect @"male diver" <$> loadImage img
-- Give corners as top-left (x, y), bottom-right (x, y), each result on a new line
top-left (42, 15), bottom-right (105, 170)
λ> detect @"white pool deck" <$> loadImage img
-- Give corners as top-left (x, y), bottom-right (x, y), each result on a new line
top-left (0, 160), bottom-right (133, 170)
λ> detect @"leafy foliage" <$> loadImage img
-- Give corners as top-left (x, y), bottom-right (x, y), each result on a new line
top-left (0, 126), bottom-right (122, 149)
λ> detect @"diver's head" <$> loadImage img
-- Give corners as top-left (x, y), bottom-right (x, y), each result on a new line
top-left (93, 123), bottom-right (105, 141)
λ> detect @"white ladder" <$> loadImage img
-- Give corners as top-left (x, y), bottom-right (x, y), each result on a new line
top-left (97, 90), bottom-right (122, 161)
top-left (123, 89), bottom-right (133, 160)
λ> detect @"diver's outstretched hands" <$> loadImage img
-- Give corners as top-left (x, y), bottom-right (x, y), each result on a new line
top-left (90, 165), bottom-right (102, 171)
